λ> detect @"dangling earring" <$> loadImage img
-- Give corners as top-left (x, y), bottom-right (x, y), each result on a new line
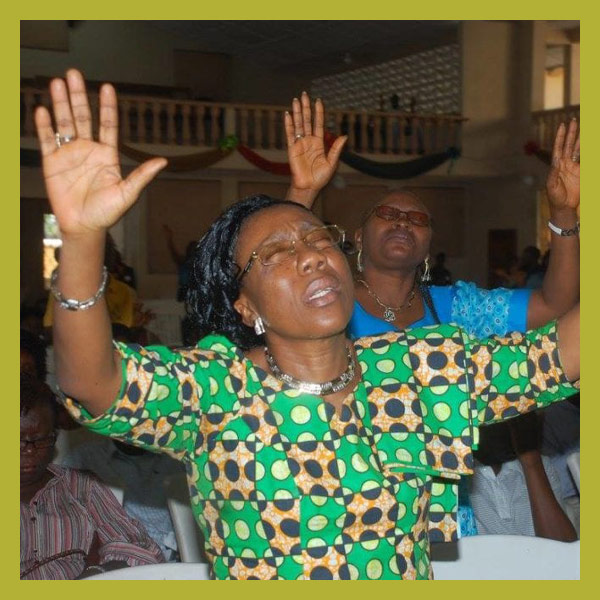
top-left (254, 316), bottom-right (265, 336)
top-left (421, 256), bottom-right (431, 283)
top-left (356, 246), bottom-right (364, 273)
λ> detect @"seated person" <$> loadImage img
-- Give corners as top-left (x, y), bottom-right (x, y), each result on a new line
top-left (541, 395), bottom-right (580, 535)
top-left (60, 436), bottom-right (184, 562)
top-left (20, 374), bottom-right (164, 579)
top-left (469, 412), bottom-right (577, 541)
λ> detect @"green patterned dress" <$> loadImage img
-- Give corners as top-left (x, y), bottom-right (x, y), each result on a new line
top-left (61, 321), bottom-right (577, 580)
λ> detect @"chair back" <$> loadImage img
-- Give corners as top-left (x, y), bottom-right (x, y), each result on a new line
top-left (164, 474), bottom-right (206, 563)
top-left (107, 484), bottom-right (124, 505)
top-left (566, 451), bottom-right (580, 493)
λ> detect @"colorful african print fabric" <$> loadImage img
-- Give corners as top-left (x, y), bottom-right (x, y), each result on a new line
top-left (348, 280), bottom-right (532, 538)
top-left (62, 321), bottom-right (576, 580)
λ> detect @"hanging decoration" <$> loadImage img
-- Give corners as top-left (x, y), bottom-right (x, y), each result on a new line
top-left (119, 142), bottom-right (234, 172)
top-left (236, 144), bottom-right (291, 176)
top-left (23, 132), bottom-right (461, 180)
top-left (324, 131), bottom-right (460, 179)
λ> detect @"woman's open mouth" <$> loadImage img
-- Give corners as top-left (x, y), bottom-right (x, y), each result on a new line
top-left (303, 276), bottom-right (341, 307)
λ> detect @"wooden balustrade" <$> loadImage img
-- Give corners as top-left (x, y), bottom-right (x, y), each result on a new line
top-left (21, 87), bottom-right (465, 156)
top-left (531, 105), bottom-right (580, 151)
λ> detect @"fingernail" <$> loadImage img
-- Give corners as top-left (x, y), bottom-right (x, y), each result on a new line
top-left (302, 90), bottom-right (307, 95)
top-left (316, 97), bottom-right (322, 103)
top-left (285, 111), bottom-right (289, 115)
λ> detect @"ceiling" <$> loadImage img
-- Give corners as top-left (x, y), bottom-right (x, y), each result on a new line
top-left (142, 20), bottom-right (461, 75)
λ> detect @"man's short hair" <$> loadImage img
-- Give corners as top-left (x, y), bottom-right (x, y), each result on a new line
top-left (20, 372), bottom-right (58, 425)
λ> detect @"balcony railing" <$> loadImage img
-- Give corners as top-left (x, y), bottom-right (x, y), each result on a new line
top-left (531, 105), bottom-right (580, 151)
top-left (21, 87), bottom-right (465, 156)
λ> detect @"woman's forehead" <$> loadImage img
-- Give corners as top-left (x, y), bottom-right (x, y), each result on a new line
top-left (21, 405), bottom-right (53, 432)
top-left (377, 192), bottom-right (429, 213)
top-left (239, 204), bottom-right (323, 248)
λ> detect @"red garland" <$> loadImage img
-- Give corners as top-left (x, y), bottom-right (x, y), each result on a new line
top-left (236, 134), bottom-right (338, 175)
top-left (523, 140), bottom-right (551, 165)
top-left (236, 144), bottom-right (291, 176)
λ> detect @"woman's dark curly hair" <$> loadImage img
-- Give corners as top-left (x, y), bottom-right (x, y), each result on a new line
top-left (186, 194), bottom-right (311, 350)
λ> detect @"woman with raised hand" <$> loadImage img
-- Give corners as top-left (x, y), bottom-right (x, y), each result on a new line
top-left (37, 70), bottom-right (579, 580)
top-left (285, 94), bottom-right (580, 536)
top-left (285, 94), bottom-right (579, 339)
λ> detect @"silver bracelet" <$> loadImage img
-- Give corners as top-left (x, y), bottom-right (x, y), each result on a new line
top-left (50, 266), bottom-right (109, 311)
top-left (547, 220), bottom-right (580, 237)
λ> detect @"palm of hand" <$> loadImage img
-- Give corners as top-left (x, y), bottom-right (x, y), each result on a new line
top-left (547, 158), bottom-right (580, 210)
top-left (289, 136), bottom-right (333, 190)
top-left (43, 139), bottom-right (126, 235)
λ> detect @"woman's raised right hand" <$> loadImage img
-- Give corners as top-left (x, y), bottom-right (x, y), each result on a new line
top-left (34, 69), bottom-right (167, 239)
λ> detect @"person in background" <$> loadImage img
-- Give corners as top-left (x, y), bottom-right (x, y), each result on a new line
top-left (21, 323), bottom-right (84, 436)
top-left (21, 328), bottom-right (47, 380)
top-left (20, 374), bottom-right (164, 579)
top-left (162, 224), bottom-right (201, 344)
top-left (59, 323), bottom-right (184, 562)
top-left (520, 245), bottom-right (545, 289)
top-left (161, 224), bottom-right (197, 303)
top-left (541, 395), bottom-right (580, 536)
top-left (429, 251), bottom-right (452, 286)
top-left (469, 412), bottom-right (577, 542)
top-left (60, 437), bottom-right (184, 563)
top-left (493, 254), bottom-right (527, 289)
top-left (284, 93), bottom-right (580, 539)
top-left (34, 68), bottom-right (579, 580)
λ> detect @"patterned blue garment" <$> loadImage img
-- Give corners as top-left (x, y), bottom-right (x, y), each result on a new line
top-left (348, 280), bottom-right (533, 537)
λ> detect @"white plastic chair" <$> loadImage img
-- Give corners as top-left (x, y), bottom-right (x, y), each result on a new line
top-left (431, 535), bottom-right (579, 580)
top-left (107, 484), bottom-right (124, 506)
top-left (164, 474), bottom-right (207, 563)
top-left (566, 451), bottom-right (580, 493)
top-left (85, 562), bottom-right (209, 580)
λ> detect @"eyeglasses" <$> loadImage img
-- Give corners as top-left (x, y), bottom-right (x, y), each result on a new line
top-left (238, 224), bottom-right (345, 280)
top-left (20, 433), bottom-right (57, 452)
top-left (370, 205), bottom-right (432, 227)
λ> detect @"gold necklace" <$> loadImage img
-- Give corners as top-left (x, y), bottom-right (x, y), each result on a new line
top-left (357, 279), bottom-right (416, 323)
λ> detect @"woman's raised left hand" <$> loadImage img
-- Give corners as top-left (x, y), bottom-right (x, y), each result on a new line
top-left (285, 92), bottom-right (347, 208)
top-left (546, 119), bottom-right (580, 211)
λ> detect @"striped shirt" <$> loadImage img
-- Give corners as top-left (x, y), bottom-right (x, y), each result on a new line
top-left (20, 464), bottom-right (164, 580)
